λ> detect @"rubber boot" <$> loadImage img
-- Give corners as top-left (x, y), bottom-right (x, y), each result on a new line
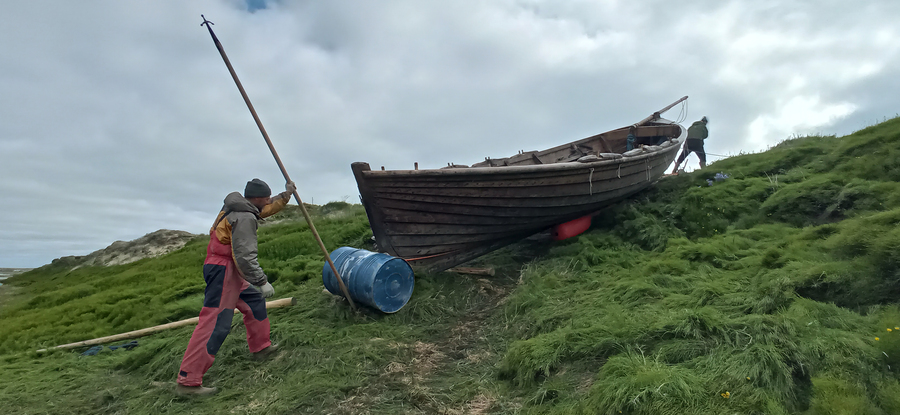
top-left (175, 384), bottom-right (218, 396)
top-left (252, 343), bottom-right (279, 361)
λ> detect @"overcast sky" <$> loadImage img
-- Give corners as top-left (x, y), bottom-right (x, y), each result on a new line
top-left (2, 0), bottom-right (898, 267)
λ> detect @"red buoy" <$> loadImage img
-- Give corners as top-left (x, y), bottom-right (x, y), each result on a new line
top-left (551, 215), bottom-right (592, 241)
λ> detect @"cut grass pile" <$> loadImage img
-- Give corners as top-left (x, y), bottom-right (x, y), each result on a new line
top-left (3, 118), bottom-right (900, 414)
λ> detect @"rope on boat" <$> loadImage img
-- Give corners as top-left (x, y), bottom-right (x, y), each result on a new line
top-left (403, 250), bottom-right (458, 262)
top-left (589, 168), bottom-right (594, 195)
top-left (617, 163), bottom-right (621, 179)
top-left (646, 158), bottom-right (651, 181)
top-left (404, 252), bottom-right (448, 261)
top-left (675, 100), bottom-right (688, 124)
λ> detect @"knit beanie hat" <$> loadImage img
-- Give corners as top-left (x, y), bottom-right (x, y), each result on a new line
top-left (244, 178), bottom-right (271, 198)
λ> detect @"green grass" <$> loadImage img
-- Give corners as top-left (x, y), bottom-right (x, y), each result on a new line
top-left (4, 117), bottom-right (900, 413)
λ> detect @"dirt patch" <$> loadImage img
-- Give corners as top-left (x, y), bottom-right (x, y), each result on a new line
top-left (336, 394), bottom-right (382, 414)
top-left (465, 394), bottom-right (496, 415)
top-left (230, 398), bottom-right (269, 414)
top-left (411, 341), bottom-right (446, 378)
top-left (330, 273), bottom-right (519, 415)
top-left (402, 277), bottom-right (516, 414)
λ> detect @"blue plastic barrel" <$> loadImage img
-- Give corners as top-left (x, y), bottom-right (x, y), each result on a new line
top-left (322, 247), bottom-right (415, 313)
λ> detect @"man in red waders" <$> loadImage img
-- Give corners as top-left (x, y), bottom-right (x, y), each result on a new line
top-left (175, 178), bottom-right (295, 396)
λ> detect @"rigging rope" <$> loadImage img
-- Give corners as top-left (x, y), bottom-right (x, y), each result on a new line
top-left (674, 100), bottom-right (688, 124)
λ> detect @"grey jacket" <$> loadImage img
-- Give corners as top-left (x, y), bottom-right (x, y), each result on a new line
top-left (221, 192), bottom-right (267, 286)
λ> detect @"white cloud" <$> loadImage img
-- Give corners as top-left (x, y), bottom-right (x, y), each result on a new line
top-left (746, 95), bottom-right (857, 148)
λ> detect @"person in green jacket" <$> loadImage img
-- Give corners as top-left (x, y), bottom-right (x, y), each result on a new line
top-left (671, 116), bottom-right (709, 174)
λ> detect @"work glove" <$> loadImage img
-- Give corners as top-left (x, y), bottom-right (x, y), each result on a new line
top-left (285, 181), bottom-right (296, 194)
top-left (256, 282), bottom-right (275, 298)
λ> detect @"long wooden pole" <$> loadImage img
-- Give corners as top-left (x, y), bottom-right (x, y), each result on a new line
top-left (633, 95), bottom-right (688, 127)
top-left (633, 96), bottom-right (688, 173)
top-left (200, 16), bottom-right (355, 310)
top-left (37, 297), bottom-right (297, 353)
top-left (634, 95), bottom-right (687, 127)
top-left (448, 267), bottom-right (496, 276)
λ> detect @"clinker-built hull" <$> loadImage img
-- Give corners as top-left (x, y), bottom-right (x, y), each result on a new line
top-left (352, 97), bottom-right (688, 271)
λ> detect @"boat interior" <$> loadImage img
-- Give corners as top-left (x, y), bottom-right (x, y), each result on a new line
top-left (467, 122), bottom-right (684, 168)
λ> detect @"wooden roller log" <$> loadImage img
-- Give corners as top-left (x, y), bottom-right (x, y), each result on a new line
top-left (447, 267), bottom-right (496, 276)
top-left (36, 297), bottom-right (297, 353)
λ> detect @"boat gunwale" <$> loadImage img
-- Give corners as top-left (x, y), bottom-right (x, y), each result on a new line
top-left (357, 140), bottom-right (681, 178)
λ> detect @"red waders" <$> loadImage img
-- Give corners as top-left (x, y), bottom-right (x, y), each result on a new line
top-left (177, 231), bottom-right (271, 387)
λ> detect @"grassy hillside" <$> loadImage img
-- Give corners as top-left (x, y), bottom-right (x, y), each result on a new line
top-left (3, 118), bottom-right (900, 414)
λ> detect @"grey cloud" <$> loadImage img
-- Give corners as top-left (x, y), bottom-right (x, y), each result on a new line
top-left (2, 0), bottom-right (898, 266)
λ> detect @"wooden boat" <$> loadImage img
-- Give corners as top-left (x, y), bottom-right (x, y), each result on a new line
top-left (351, 96), bottom-right (688, 271)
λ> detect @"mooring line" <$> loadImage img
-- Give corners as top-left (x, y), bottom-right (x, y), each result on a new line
top-left (589, 168), bottom-right (594, 195)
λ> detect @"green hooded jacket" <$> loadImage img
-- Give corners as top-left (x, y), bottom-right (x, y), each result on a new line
top-left (687, 121), bottom-right (708, 140)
